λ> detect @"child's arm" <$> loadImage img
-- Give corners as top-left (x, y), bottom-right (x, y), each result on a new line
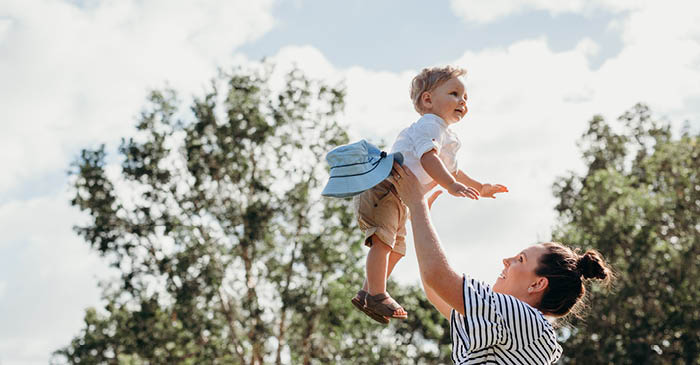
top-left (456, 169), bottom-right (509, 198)
top-left (421, 150), bottom-right (479, 199)
top-left (455, 170), bottom-right (483, 192)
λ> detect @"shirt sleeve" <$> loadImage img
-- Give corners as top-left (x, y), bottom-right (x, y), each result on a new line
top-left (412, 117), bottom-right (444, 158)
top-left (450, 275), bottom-right (505, 352)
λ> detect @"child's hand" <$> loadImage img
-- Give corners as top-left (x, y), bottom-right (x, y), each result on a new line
top-left (447, 182), bottom-right (480, 200)
top-left (480, 184), bottom-right (509, 198)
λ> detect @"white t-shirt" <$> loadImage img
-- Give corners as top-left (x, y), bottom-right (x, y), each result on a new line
top-left (450, 276), bottom-right (563, 364)
top-left (391, 113), bottom-right (461, 185)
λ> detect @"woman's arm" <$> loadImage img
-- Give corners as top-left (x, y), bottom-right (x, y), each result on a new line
top-left (389, 163), bottom-right (466, 315)
top-left (421, 272), bottom-right (452, 319)
top-left (420, 190), bottom-right (454, 320)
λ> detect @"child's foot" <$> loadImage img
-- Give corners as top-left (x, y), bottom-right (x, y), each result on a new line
top-left (365, 292), bottom-right (408, 319)
top-left (351, 290), bottom-right (390, 324)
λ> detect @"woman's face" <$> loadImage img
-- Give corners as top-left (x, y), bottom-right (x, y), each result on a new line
top-left (493, 244), bottom-right (548, 300)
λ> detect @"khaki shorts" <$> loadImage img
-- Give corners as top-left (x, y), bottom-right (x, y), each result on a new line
top-left (353, 180), bottom-right (408, 256)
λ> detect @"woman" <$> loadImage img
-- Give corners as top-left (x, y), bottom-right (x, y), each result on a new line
top-left (388, 164), bottom-right (612, 364)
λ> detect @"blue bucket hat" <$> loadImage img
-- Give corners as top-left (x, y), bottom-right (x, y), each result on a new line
top-left (321, 140), bottom-right (403, 198)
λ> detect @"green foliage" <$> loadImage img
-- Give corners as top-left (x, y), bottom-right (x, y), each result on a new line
top-left (53, 66), bottom-right (450, 364)
top-left (552, 104), bottom-right (700, 364)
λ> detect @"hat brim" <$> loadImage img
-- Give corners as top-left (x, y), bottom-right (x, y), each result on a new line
top-left (321, 152), bottom-right (403, 198)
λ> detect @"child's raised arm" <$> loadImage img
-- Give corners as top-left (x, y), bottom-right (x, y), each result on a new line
top-left (420, 150), bottom-right (479, 199)
top-left (456, 170), bottom-right (509, 198)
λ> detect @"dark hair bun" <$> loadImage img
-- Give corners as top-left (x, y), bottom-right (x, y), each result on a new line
top-left (577, 250), bottom-right (609, 280)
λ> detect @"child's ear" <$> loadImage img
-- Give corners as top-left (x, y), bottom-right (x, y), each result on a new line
top-left (421, 91), bottom-right (432, 108)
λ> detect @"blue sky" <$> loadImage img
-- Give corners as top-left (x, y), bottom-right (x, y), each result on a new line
top-left (1, 0), bottom-right (699, 363)
top-left (241, 1), bottom-right (623, 71)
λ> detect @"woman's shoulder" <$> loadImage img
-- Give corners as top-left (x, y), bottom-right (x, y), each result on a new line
top-left (458, 275), bottom-right (562, 361)
top-left (491, 288), bottom-right (561, 356)
top-left (491, 289), bottom-right (552, 330)
top-left (462, 276), bottom-right (557, 336)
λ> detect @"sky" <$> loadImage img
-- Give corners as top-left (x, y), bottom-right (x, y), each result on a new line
top-left (1, 0), bottom-right (699, 363)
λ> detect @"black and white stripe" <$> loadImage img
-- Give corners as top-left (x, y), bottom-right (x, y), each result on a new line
top-left (450, 276), bottom-right (563, 364)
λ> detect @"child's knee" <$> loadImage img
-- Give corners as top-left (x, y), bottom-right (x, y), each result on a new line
top-left (369, 235), bottom-right (393, 253)
top-left (389, 251), bottom-right (404, 262)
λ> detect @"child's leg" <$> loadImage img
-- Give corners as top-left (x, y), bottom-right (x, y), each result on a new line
top-left (365, 234), bottom-right (392, 296)
top-left (364, 235), bottom-right (407, 317)
top-left (364, 223), bottom-right (406, 291)
top-left (362, 250), bottom-right (403, 292)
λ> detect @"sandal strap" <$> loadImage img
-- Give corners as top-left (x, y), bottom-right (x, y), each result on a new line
top-left (354, 290), bottom-right (368, 304)
top-left (367, 292), bottom-right (389, 302)
top-left (366, 293), bottom-right (404, 315)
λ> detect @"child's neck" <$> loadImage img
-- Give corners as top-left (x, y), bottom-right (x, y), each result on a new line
top-left (423, 113), bottom-right (449, 126)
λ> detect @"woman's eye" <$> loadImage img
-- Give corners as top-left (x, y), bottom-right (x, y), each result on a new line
top-left (450, 92), bottom-right (458, 96)
top-left (518, 256), bottom-right (523, 262)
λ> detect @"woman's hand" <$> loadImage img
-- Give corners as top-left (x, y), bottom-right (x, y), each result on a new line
top-left (388, 163), bottom-right (427, 208)
top-left (390, 163), bottom-right (445, 210)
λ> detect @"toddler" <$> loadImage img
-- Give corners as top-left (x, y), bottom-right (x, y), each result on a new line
top-left (351, 65), bottom-right (508, 323)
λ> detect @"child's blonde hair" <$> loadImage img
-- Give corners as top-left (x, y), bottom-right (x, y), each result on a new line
top-left (410, 65), bottom-right (467, 114)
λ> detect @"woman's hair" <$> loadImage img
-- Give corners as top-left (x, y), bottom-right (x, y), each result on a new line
top-left (535, 242), bottom-right (613, 318)
top-left (410, 65), bottom-right (467, 114)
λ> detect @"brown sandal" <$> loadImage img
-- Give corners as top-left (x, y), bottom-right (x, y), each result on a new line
top-left (351, 290), bottom-right (390, 324)
top-left (365, 292), bottom-right (408, 319)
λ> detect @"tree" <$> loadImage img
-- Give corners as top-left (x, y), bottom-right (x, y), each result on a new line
top-left (52, 65), bottom-right (450, 364)
top-left (552, 103), bottom-right (699, 364)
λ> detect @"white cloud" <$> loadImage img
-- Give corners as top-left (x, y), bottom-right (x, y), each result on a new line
top-left (265, 45), bottom-right (418, 143)
top-left (0, 0), bottom-right (275, 192)
top-left (0, 0), bottom-right (276, 363)
top-left (0, 192), bottom-right (112, 364)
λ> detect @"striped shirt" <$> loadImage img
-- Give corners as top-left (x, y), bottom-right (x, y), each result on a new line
top-left (450, 275), bottom-right (563, 364)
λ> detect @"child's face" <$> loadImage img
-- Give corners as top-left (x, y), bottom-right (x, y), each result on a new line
top-left (421, 77), bottom-right (468, 124)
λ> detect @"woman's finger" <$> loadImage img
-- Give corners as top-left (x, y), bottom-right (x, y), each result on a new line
top-left (401, 164), bottom-right (413, 178)
top-left (427, 190), bottom-right (443, 209)
top-left (393, 162), bottom-right (407, 176)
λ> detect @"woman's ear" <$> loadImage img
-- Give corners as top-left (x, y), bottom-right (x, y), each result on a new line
top-left (530, 277), bottom-right (548, 294)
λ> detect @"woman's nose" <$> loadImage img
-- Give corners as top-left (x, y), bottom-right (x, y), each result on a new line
top-left (502, 258), bottom-right (509, 267)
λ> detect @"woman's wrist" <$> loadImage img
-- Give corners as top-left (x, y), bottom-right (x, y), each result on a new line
top-left (405, 196), bottom-right (428, 213)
